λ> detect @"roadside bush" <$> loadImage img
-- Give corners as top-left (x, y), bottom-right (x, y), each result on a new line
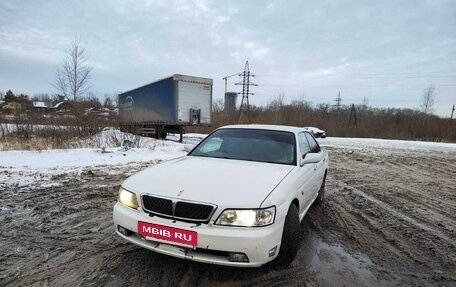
top-left (0, 109), bottom-right (118, 150)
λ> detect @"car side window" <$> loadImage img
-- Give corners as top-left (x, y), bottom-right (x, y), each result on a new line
top-left (298, 133), bottom-right (311, 157)
top-left (305, 132), bottom-right (321, 153)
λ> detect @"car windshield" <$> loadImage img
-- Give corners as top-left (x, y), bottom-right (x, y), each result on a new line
top-left (189, 128), bottom-right (296, 165)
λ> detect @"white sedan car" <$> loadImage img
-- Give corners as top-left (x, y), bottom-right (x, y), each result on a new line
top-left (303, 126), bottom-right (326, 138)
top-left (113, 124), bottom-right (329, 267)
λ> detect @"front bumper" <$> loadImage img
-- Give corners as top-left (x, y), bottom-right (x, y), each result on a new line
top-left (113, 202), bottom-right (284, 267)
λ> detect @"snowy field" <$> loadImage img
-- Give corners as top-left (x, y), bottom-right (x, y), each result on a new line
top-left (1, 129), bottom-right (454, 190)
top-left (0, 132), bottom-right (205, 189)
top-left (1, 130), bottom-right (454, 172)
top-left (322, 136), bottom-right (456, 152)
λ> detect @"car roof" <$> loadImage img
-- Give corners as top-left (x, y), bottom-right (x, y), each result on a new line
top-left (217, 124), bottom-right (305, 134)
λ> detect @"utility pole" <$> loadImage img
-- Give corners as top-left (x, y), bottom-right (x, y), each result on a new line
top-left (235, 61), bottom-right (257, 122)
top-left (334, 91), bottom-right (342, 110)
top-left (451, 104), bottom-right (455, 121)
top-left (349, 104), bottom-right (358, 128)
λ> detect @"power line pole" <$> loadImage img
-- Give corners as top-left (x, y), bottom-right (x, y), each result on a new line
top-left (349, 104), bottom-right (358, 128)
top-left (235, 61), bottom-right (257, 122)
top-left (334, 91), bottom-right (342, 110)
top-left (451, 104), bottom-right (455, 121)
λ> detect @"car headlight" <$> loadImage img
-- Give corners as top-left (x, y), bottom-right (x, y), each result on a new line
top-left (215, 206), bottom-right (275, 227)
top-left (118, 187), bottom-right (139, 209)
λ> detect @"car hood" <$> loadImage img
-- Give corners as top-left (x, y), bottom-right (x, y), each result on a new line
top-left (122, 156), bottom-right (295, 208)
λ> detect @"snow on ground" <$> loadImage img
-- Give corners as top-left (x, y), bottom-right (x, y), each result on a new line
top-left (0, 131), bottom-right (207, 189)
top-left (0, 147), bottom-right (182, 171)
top-left (1, 129), bottom-right (455, 190)
top-left (0, 131), bottom-right (205, 169)
top-left (319, 137), bottom-right (456, 152)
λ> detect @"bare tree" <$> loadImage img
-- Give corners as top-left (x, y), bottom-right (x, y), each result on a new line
top-left (212, 98), bottom-right (224, 113)
top-left (54, 37), bottom-right (93, 102)
top-left (420, 84), bottom-right (436, 114)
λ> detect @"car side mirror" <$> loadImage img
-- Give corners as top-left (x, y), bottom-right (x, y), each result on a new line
top-left (300, 153), bottom-right (321, 165)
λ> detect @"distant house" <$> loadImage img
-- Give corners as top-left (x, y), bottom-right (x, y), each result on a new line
top-left (29, 100), bottom-right (73, 115)
top-left (52, 101), bottom-right (70, 110)
top-left (33, 101), bottom-right (50, 108)
top-left (53, 101), bottom-right (72, 111)
top-left (32, 101), bottom-right (52, 112)
top-left (85, 107), bottom-right (111, 117)
top-left (50, 101), bottom-right (74, 116)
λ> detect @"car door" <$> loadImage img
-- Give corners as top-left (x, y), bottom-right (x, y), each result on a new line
top-left (295, 132), bottom-right (316, 218)
top-left (304, 132), bottom-right (325, 192)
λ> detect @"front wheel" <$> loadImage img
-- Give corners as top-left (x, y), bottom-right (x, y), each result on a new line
top-left (314, 175), bottom-right (326, 204)
top-left (274, 204), bottom-right (300, 265)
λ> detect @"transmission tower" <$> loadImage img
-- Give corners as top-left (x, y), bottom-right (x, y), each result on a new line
top-left (235, 61), bottom-right (257, 120)
top-left (333, 91), bottom-right (343, 110)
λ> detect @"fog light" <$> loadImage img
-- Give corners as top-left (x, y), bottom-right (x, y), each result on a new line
top-left (269, 246), bottom-right (278, 258)
top-left (118, 225), bottom-right (132, 236)
top-left (229, 252), bottom-right (249, 262)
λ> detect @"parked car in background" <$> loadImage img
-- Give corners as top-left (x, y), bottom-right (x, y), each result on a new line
top-left (113, 124), bottom-right (329, 267)
top-left (303, 126), bottom-right (326, 138)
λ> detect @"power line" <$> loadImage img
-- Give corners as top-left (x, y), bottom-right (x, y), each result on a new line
top-left (256, 72), bottom-right (456, 78)
top-left (257, 83), bottom-right (456, 88)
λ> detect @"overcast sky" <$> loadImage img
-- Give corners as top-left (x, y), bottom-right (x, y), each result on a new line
top-left (1, 0), bottom-right (455, 117)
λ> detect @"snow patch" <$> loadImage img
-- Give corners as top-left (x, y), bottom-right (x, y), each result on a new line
top-left (319, 137), bottom-right (456, 152)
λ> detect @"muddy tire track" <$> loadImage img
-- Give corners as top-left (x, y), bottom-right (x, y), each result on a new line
top-left (313, 148), bottom-right (456, 285)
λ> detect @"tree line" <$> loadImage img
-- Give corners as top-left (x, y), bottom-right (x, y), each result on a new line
top-left (189, 97), bottom-right (456, 143)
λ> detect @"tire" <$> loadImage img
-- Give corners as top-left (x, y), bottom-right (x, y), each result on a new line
top-left (314, 175), bottom-right (326, 204)
top-left (160, 130), bottom-right (167, 139)
top-left (274, 204), bottom-right (300, 265)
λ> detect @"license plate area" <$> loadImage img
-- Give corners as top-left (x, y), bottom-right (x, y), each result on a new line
top-left (137, 222), bottom-right (198, 248)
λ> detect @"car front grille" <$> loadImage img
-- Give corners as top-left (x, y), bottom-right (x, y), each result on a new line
top-left (141, 195), bottom-right (216, 223)
top-left (142, 196), bottom-right (172, 215)
top-left (174, 201), bottom-right (215, 221)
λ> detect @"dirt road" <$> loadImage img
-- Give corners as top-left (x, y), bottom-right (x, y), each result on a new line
top-left (1, 145), bottom-right (455, 286)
